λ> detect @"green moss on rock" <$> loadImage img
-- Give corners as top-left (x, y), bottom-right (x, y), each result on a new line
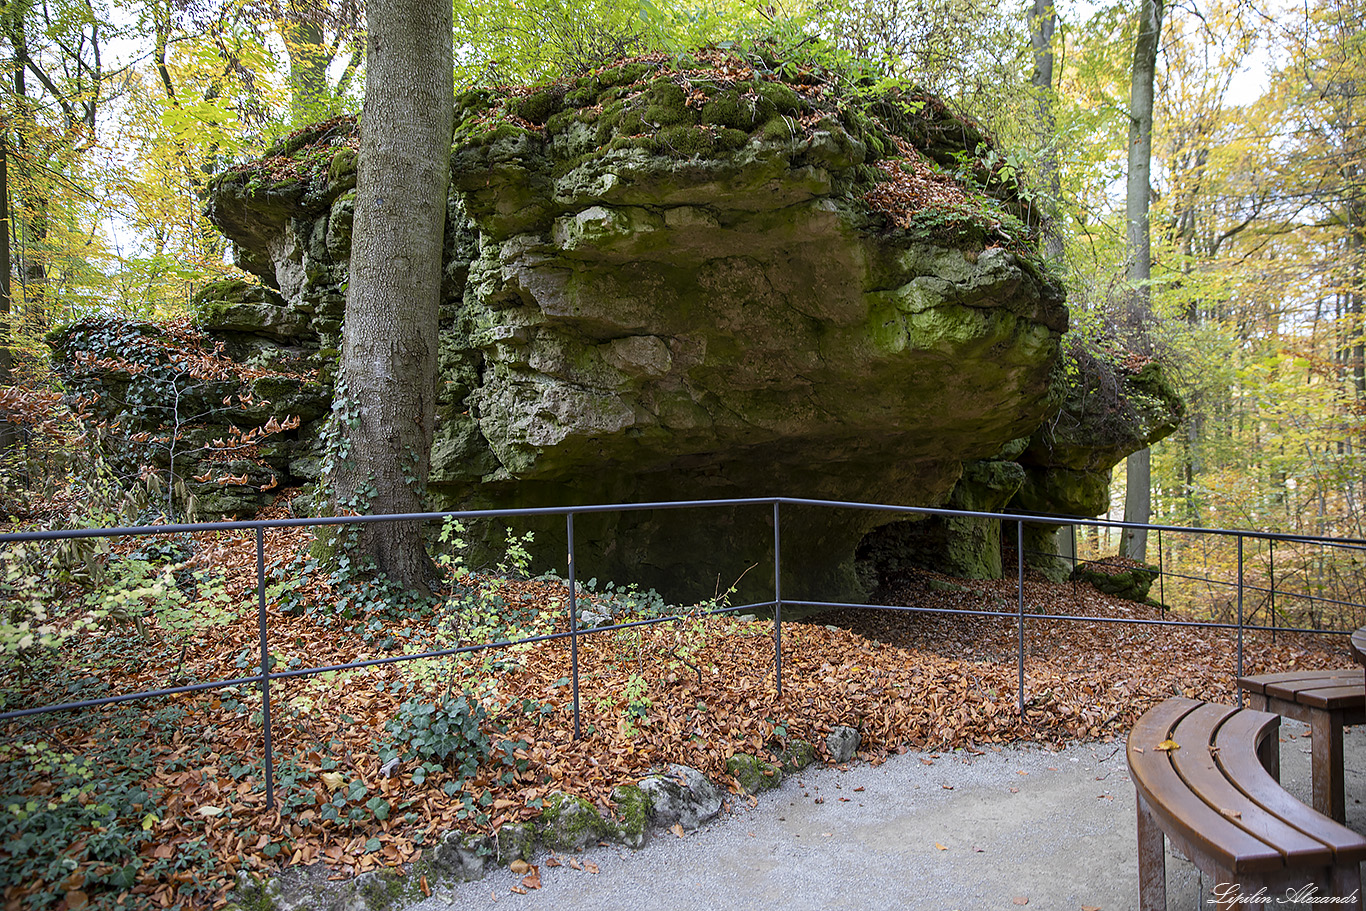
top-left (700, 91), bottom-right (746, 129)
top-left (328, 148), bottom-right (357, 185)
top-left (510, 87), bottom-right (565, 124)
top-left (1071, 558), bottom-right (1160, 603)
top-left (607, 783), bottom-right (652, 848)
top-left (643, 81), bottom-right (691, 126)
top-left (774, 739), bottom-right (817, 773)
top-left (756, 79), bottom-right (802, 115)
top-left (760, 115), bottom-right (796, 142)
top-left (718, 128), bottom-right (749, 151)
top-left (598, 62), bottom-right (653, 88)
top-left (726, 753), bottom-right (783, 793)
top-left (658, 124), bottom-right (716, 158)
top-left (536, 792), bottom-right (609, 851)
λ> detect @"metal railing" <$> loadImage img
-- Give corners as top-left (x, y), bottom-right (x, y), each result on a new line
top-left (4, 496), bottom-right (1365, 813)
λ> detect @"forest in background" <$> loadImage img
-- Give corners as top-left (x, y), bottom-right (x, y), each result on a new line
top-left (0, 0), bottom-right (1363, 594)
top-left (2, 2), bottom-right (1365, 907)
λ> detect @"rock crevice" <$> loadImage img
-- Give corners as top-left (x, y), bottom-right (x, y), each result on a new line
top-left (54, 53), bottom-right (1184, 601)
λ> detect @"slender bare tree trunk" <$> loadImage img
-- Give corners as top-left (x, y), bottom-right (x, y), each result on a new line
top-left (0, 132), bottom-right (12, 381)
top-left (329, 0), bottom-right (453, 593)
top-left (0, 133), bottom-right (16, 452)
top-left (282, 17), bottom-right (332, 123)
top-left (1029, 0), bottom-right (1065, 263)
top-left (1119, 0), bottom-right (1165, 563)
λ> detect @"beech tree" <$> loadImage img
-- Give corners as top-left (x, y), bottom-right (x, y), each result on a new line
top-left (1028, 0), bottom-right (1065, 263)
top-left (1118, 0), bottom-right (1165, 563)
top-left (327, 0), bottom-right (452, 592)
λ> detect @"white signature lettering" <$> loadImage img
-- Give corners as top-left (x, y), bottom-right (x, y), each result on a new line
top-left (1209, 884), bottom-right (1361, 906)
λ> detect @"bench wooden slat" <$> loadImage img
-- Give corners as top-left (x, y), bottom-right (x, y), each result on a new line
top-left (1131, 696), bottom-right (1366, 910)
top-left (1169, 703), bottom-right (1333, 865)
top-left (1128, 697), bottom-right (1285, 873)
top-left (1238, 669), bottom-right (1366, 822)
top-left (1215, 709), bottom-right (1366, 865)
top-left (1262, 682), bottom-right (1365, 712)
top-left (1240, 669), bottom-right (1364, 694)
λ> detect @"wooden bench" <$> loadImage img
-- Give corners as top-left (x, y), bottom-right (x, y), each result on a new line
top-left (1352, 629), bottom-right (1366, 667)
top-left (1128, 697), bottom-right (1366, 910)
top-left (1238, 668), bottom-right (1366, 823)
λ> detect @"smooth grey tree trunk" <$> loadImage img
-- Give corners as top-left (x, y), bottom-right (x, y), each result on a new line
top-left (0, 133), bottom-right (16, 460)
top-left (1119, 0), bottom-right (1165, 563)
top-left (1029, 0), bottom-right (1065, 263)
top-left (330, 0), bottom-right (453, 593)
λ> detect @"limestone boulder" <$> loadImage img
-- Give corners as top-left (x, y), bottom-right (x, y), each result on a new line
top-left (638, 764), bottom-right (723, 832)
top-left (204, 56), bottom-right (1068, 601)
top-left (65, 53), bottom-right (1091, 601)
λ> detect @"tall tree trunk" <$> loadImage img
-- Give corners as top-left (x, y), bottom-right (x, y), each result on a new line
top-left (1029, 0), bottom-right (1065, 263)
top-left (0, 133), bottom-right (15, 456)
top-left (282, 17), bottom-right (332, 124)
top-left (7, 15), bottom-right (48, 336)
top-left (0, 132), bottom-right (11, 380)
top-left (1119, 0), bottom-right (1165, 563)
top-left (329, 0), bottom-right (453, 593)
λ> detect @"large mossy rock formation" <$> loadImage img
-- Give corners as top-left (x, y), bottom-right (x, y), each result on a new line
top-left (195, 52), bottom-right (1071, 602)
top-left (47, 310), bottom-right (328, 518)
top-left (1008, 351), bottom-right (1184, 580)
top-left (1013, 355), bottom-right (1185, 516)
top-left (1069, 556), bottom-right (1161, 603)
top-left (59, 51), bottom-right (1165, 603)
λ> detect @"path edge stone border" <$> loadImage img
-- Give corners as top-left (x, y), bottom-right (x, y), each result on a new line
top-left (225, 732), bottom-right (858, 911)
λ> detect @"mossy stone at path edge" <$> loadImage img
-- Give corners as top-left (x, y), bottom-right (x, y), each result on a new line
top-left (774, 739), bottom-right (817, 774)
top-left (536, 791), bottom-right (611, 851)
top-left (727, 753), bottom-right (784, 794)
top-left (608, 783), bottom-right (653, 848)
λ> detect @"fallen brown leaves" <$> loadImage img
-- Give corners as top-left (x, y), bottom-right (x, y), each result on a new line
top-left (862, 137), bottom-right (976, 224)
top-left (1, 532), bottom-right (1347, 910)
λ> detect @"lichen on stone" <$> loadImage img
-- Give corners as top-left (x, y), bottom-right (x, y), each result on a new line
top-left (536, 791), bottom-right (610, 851)
top-left (726, 752), bottom-right (784, 793)
top-left (47, 47), bottom-right (1183, 605)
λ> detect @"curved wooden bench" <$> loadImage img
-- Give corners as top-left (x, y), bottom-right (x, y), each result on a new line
top-left (1351, 629), bottom-right (1366, 667)
top-left (1128, 697), bottom-right (1366, 910)
top-left (1238, 668), bottom-right (1366, 823)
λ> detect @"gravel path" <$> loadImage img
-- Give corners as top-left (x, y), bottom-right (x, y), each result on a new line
top-left (401, 724), bottom-right (1366, 911)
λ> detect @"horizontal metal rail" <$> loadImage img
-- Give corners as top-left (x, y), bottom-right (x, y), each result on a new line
top-left (4, 496), bottom-right (1365, 813)
top-left (5, 494), bottom-right (1365, 549)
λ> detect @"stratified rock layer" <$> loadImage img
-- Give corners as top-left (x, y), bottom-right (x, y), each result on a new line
top-left (80, 54), bottom-right (1096, 602)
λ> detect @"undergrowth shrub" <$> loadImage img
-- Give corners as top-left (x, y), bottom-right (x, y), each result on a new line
top-left (380, 692), bottom-right (491, 777)
top-left (0, 706), bottom-right (218, 910)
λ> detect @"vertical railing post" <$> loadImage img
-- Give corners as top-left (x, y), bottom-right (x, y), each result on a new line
top-left (567, 513), bottom-right (581, 740)
top-left (1157, 527), bottom-right (1165, 614)
top-left (256, 526), bottom-right (275, 811)
top-left (1269, 539), bottom-right (1277, 644)
top-left (773, 500), bottom-right (782, 700)
top-left (1237, 534), bottom-right (1245, 706)
top-left (1017, 519), bottom-right (1026, 716)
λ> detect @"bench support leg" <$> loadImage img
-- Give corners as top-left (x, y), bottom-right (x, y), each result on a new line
top-left (1329, 864), bottom-right (1364, 911)
top-left (1136, 794), bottom-right (1168, 911)
top-left (1258, 718), bottom-right (1280, 781)
top-left (1311, 709), bottom-right (1347, 823)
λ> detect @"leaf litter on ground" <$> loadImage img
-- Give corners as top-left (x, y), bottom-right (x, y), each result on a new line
top-left (0, 516), bottom-right (1348, 910)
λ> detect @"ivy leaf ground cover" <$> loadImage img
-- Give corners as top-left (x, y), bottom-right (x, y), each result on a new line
top-left (0, 507), bottom-right (1344, 910)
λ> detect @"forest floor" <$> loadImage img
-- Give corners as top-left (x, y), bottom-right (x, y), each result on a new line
top-left (0, 512), bottom-right (1348, 911)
